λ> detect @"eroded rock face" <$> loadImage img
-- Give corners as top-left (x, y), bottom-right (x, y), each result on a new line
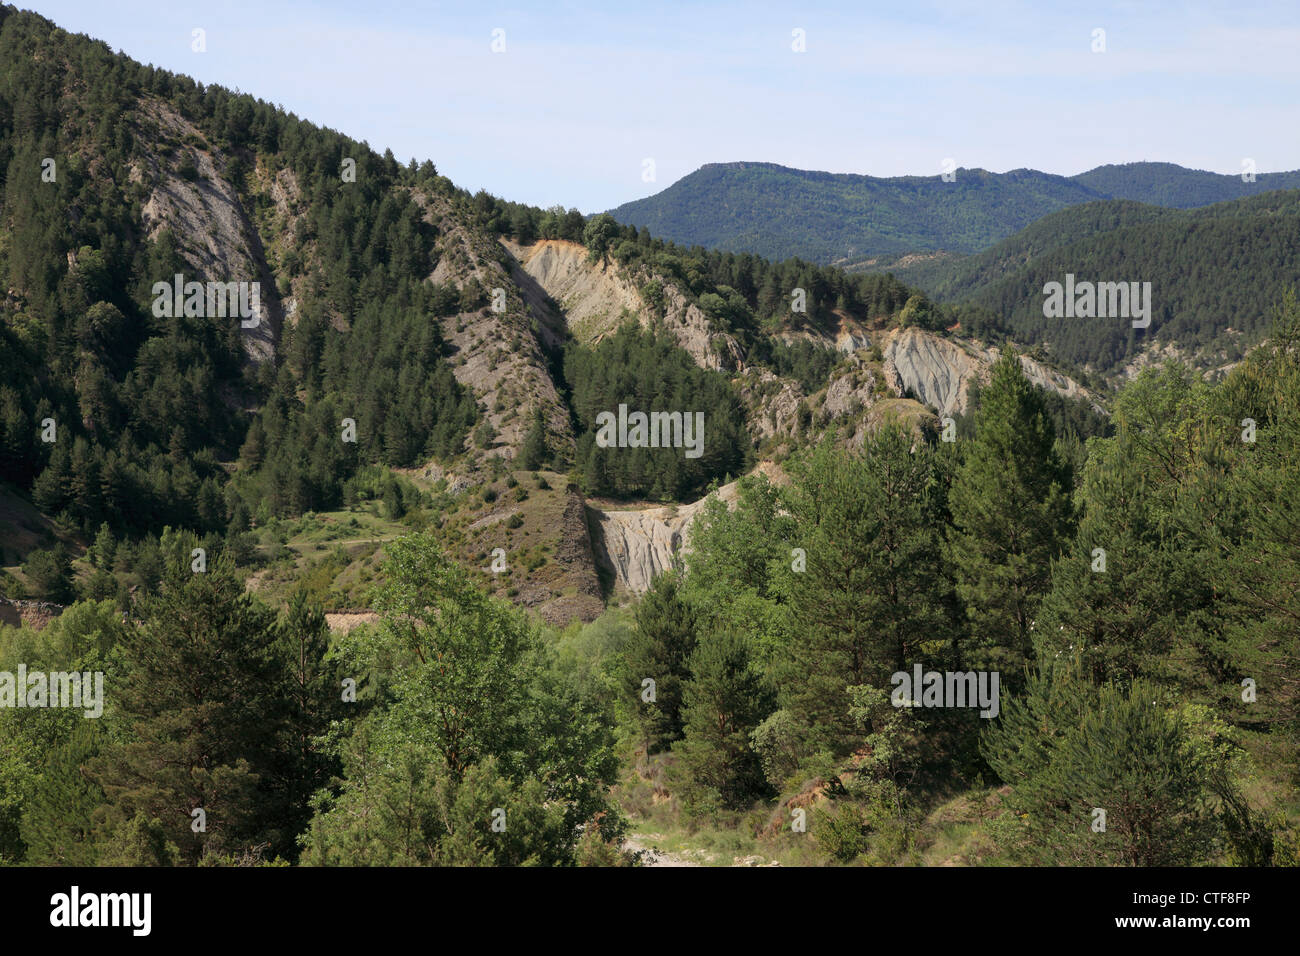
top-left (590, 506), bottom-right (696, 593)
top-left (136, 98), bottom-right (280, 362)
top-left (587, 464), bottom-right (783, 594)
top-left (413, 202), bottom-right (575, 464)
top-left (883, 327), bottom-right (985, 416)
top-left (1014, 351), bottom-right (1094, 405)
top-left (508, 238), bottom-right (744, 372)
top-left (738, 368), bottom-right (804, 443)
top-left (882, 327), bottom-right (1098, 416)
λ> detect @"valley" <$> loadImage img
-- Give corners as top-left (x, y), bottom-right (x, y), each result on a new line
top-left (0, 3), bottom-right (1296, 876)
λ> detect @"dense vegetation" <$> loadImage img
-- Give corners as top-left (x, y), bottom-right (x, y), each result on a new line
top-left (880, 191), bottom-right (1300, 372)
top-left (1, 5), bottom-right (999, 566)
top-left (0, 533), bottom-right (627, 865)
top-left (475, 198), bottom-right (1009, 354)
top-left (604, 160), bottom-right (1300, 265)
top-left (0, 5), bottom-right (480, 542)
top-left (2, 4), bottom-right (1298, 869)
top-left (1074, 161), bottom-right (1300, 209)
top-left (593, 300), bottom-right (1300, 864)
top-left (7, 306), bottom-right (1298, 865)
top-left (565, 325), bottom-right (751, 501)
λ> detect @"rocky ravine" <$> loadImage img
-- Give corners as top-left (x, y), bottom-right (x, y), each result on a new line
top-left (505, 238), bottom-right (745, 372)
top-left (881, 326), bottom-right (1099, 417)
top-left (588, 463), bottom-right (784, 594)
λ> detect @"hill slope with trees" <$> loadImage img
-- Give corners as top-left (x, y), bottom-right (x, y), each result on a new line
top-left (606, 160), bottom-right (1300, 265)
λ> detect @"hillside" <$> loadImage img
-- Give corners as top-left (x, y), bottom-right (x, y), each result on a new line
top-left (1, 4), bottom-right (1298, 878)
top-left (0, 5), bottom-right (1103, 627)
top-left (607, 162), bottom-right (1105, 263)
top-left (606, 160), bottom-right (1300, 266)
top-left (1074, 161), bottom-right (1300, 208)
top-left (873, 191), bottom-right (1300, 373)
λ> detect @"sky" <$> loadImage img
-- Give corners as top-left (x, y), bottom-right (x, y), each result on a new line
top-left (26, 0), bottom-right (1300, 213)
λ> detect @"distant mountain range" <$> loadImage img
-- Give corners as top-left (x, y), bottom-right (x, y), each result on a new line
top-left (606, 161), bottom-right (1300, 265)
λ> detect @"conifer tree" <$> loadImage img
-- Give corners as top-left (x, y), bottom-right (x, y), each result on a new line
top-left (519, 408), bottom-right (547, 471)
top-left (775, 429), bottom-right (954, 752)
top-left (92, 558), bottom-right (285, 863)
top-left (948, 349), bottom-right (1073, 679)
top-left (671, 628), bottom-right (774, 813)
top-left (624, 573), bottom-right (697, 754)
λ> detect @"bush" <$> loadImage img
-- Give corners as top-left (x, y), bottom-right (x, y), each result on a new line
top-left (23, 546), bottom-right (75, 603)
top-left (814, 802), bottom-right (872, 863)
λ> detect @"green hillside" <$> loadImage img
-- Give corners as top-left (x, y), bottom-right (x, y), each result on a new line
top-left (880, 191), bottom-right (1300, 372)
top-left (607, 160), bottom-right (1300, 266)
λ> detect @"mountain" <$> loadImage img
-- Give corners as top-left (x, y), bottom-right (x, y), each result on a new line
top-left (874, 191), bottom-right (1300, 373)
top-left (1073, 161), bottom-right (1300, 208)
top-left (0, 4), bottom-right (1101, 625)
top-left (607, 160), bottom-right (1300, 265)
top-left (3, 4), bottom-right (1297, 876)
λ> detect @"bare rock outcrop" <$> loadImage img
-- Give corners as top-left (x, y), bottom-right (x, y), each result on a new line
top-left (506, 239), bottom-right (745, 372)
top-left (882, 327), bottom-right (1098, 416)
top-left (0, 599), bottom-right (65, 631)
top-left (588, 463), bottom-right (784, 594)
top-left (590, 505), bottom-right (696, 593)
top-left (882, 327), bottom-right (986, 417)
top-left (412, 197), bottom-right (575, 462)
top-left (134, 97), bottom-right (281, 362)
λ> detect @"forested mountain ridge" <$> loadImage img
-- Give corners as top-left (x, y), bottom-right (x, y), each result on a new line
top-left (868, 190), bottom-right (1300, 374)
top-left (0, 4), bottom-right (1101, 623)
top-left (606, 159), bottom-right (1300, 265)
top-left (1074, 160), bottom-right (1300, 208)
top-left (1, 5), bottom-right (1298, 873)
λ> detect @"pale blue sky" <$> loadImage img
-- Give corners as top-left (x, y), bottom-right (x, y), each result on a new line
top-left (27, 0), bottom-right (1300, 212)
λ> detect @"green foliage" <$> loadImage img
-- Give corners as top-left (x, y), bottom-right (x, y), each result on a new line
top-left (751, 338), bottom-right (840, 393)
top-left (566, 325), bottom-right (751, 500)
top-left (300, 533), bottom-right (622, 865)
top-left (90, 558), bottom-right (288, 863)
top-left (624, 573), bottom-right (697, 754)
top-left (606, 162), bottom-right (1110, 263)
top-left (982, 661), bottom-right (1231, 865)
top-left (775, 429), bottom-right (956, 753)
top-left (670, 628), bottom-right (775, 814)
top-left (583, 213), bottom-right (620, 264)
top-left (0, 6), bottom-right (476, 540)
top-left (947, 349), bottom-right (1074, 679)
top-left (908, 191), bottom-right (1300, 371)
top-left (21, 544), bottom-right (74, 602)
top-left (519, 408), bottom-right (548, 471)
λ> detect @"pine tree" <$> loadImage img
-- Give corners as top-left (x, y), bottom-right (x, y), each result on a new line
top-left (775, 430), bottom-right (955, 752)
top-left (19, 721), bottom-right (106, 865)
top-left (948, 349), bottom-right (1074, 680)
top-left (266, 591), bottom-right (342, 861)
top-left (1036, 364), bottom-right (1224, 685)
top-left (982, 661), bottom-right (1226, 866)
top-left (519, 408), bottom-right (547, 471)
top-left (671, 628), bottom-right (775, 814)
top-left (92, 559), bottom-right (286, 863)
top-left (92, 521), bottom-right (116, 569)
top-left (624, 573), bottom-right (698, 754)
